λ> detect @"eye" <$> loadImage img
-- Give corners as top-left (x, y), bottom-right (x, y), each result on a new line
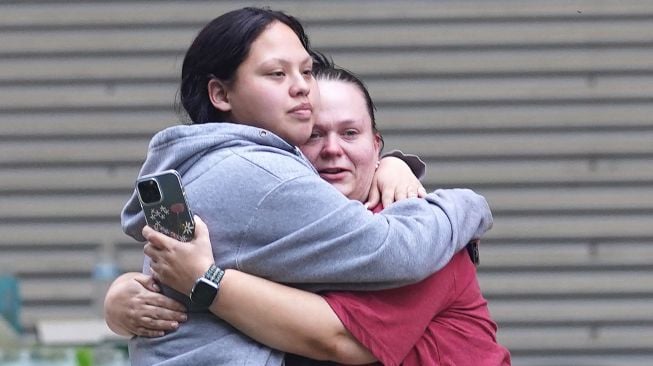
top-left (302, 69), bottom-right (313, 77)
top-left (343, 129), bottom-right (359, 138)
top-left (309, 130), bottom-right (321, 139)
top-left (269, 71), bottom-right (285, 77)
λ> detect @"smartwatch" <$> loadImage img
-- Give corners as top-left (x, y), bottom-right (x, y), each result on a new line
top-left (190, 264), bottom-right (224, 308)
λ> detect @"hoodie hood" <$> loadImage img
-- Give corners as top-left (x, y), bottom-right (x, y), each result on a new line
top-left (120, 122), bottom-right (311, 241)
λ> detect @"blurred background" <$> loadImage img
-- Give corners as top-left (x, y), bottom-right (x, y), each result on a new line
top-left (1, 0), bottom-right (652, 365)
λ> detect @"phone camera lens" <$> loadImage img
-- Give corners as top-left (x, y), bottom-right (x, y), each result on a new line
top-left (137, 179), bottom-right (162, 204)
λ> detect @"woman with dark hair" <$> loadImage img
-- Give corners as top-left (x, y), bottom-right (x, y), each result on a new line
top-left (179, 7), bottom-right (309, 125)
top-left (112, 7), bottom-right (493, 366)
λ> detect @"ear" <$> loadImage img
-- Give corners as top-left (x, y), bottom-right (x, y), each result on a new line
top-left (373, 132), bottom-right (382, 154)
top-left (207, 78), bottom-right (232, 113)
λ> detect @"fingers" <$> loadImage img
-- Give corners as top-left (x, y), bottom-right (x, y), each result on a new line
top-left (149, 267), bottom-right (159, 282)
top-left (364, 177), bottom-right (381, 209)
top-left (398, 180), bottom-right (426, 200)
top-left (142, 225), bottom-right (155, 241)
top-left (143, 242), bottom-right (156, 259)
top-left (381, 187), bottom-right (395, 209)
top-left (412, 181), bottom-right (426, 198)
top-left (131, 275), bottom-right (187, 314)
top-left (143, 241), bottom-right (168, 265)
top-left (137, 305), bottom-right (186, 327)
top-left (403, 180), bottom-right (425, 199)
top-left (148, 266), bottom-right (165, 287)
top-left (130, 296), bottom-right (187, 336)
top-left (381, 183), bottom-right (424, 208)
top-left (134, 327), bottom-right (165, 338)
top-left (193, 215), bottom-right (210, 242)
top-left (146, 294), bottom-right (187, 314)
top-left (132, 273), bottom-right (160, 292)
top-left (108, 275), bottom-right (188, 338)
top-left (143, 215), bottom-right (213, 295)
top-left (395, 186), bottom-right (409, 201)
top-left (131, 314), bottom-right (183, 337)
top-left (142, 275), bottom-right (161, 293)
top-left (406, 183), bottom-right (420, 199)
top-left (135, 289), bottom-right (187, 317)
top-left (143, 227), bottom-right (170, 250)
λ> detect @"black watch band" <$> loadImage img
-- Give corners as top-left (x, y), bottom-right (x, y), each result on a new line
top-left (204, 263), bottom-right (225, 284)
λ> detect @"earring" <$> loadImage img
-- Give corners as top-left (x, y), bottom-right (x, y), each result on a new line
top-left (375, 161), bottom-right (380, 169)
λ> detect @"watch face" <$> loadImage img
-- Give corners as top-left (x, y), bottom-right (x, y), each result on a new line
top-left (191, 277), bottom-right (218, 308)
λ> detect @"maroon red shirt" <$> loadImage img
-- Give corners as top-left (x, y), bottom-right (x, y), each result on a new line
top-left (322, 204), bottom-right (511, 366)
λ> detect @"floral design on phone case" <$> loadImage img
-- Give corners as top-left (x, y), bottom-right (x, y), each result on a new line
top-left (145, 202), bottom-right (194, 242)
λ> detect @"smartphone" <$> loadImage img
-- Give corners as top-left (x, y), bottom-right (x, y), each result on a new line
top-left (136, 169), bottom-right (195, 242)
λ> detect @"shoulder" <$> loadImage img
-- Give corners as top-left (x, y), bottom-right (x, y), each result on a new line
top-left (231, 144), bottom-right (316, 182)
top-left (182, 132), bottom-right (316, 187)
top-left (183, 143), bottom-right (333, 215)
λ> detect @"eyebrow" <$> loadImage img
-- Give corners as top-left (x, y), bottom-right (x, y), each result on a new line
top-left (331, 119), bottom-right (367, 128)
top-left (336, 119), bottom-right (359, 126)
top-left (261, 56), bottom-right (312, 67)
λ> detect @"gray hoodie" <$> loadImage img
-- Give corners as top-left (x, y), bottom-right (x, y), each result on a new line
top-left (121, 122), bottom-right (493, 366)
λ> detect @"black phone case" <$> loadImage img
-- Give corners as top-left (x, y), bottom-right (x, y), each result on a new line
top-left (137, 170), bottom-right (195, 242)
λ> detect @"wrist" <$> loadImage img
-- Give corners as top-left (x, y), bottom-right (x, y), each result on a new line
top-left (186, 260), bottom-right (214, 292)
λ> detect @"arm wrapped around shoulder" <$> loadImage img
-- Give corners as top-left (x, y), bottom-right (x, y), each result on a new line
top-left (376, 188), bottom-right (493, 283)
top-left (426, 188), bottom-right (493, 254)
top-left (234, 170), bottom-right (493, 290)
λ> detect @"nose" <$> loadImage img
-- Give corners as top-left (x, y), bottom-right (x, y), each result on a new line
top-left (320, 133), bottom-right (343, 158)
top-left (289, 72), bottom-right (310, 97)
